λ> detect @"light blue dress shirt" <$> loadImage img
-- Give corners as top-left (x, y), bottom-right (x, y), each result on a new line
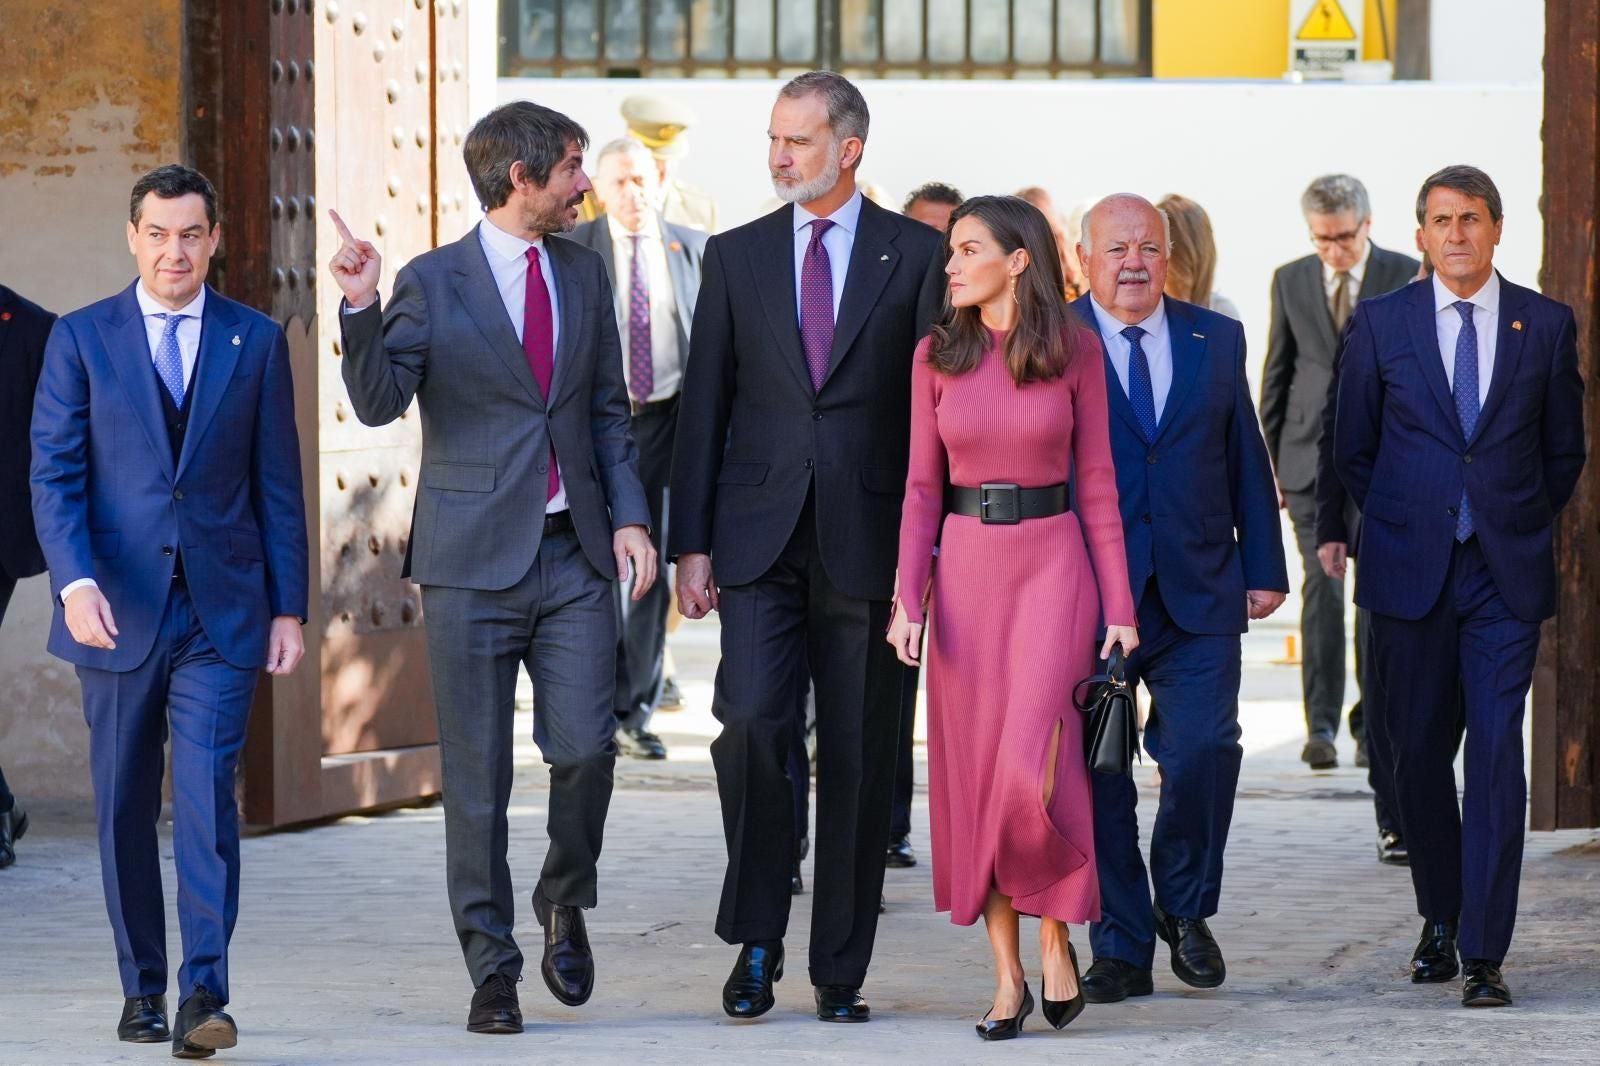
top-left (791, 190), bottom-right (863, 325)
top-left (1089, 294), bottom-right (1174, 421)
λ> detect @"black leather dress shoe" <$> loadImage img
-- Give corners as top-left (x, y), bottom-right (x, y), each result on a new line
top-left (171, 986), bottom-right (236, 1059)
top-left (532, 883), bottom-right (595, 1006)
top-left (118, 995), bottom-right (170, 1042)
top-left (1461, 959), bottom-right (1512, 1007)
top-left (615, 726), bottom-right (667, 760)
top-left (975, 982), bottom-right (1032, 1040)
top-left (1081, 958), bottom-right (1153, 1003)
top-left (1410, 919), bottom-right (1460, 983)
top-left (0, 801), bottom-right (27, 869)
top-left (1154, 904), bottom-right (1226, 988)
top-left (723, 942), bottom-right (783, 1018)
top-left (1301, 737), bottom-right (1338, 770)
top-left (815, 984), bottom-right (870, 1022)
top-left (884, 834), bottom-right (917, 868)
top-left (1377, 828), bottom-right (1409, 866)
top-left (467, 971), bottom-right (523, 1034)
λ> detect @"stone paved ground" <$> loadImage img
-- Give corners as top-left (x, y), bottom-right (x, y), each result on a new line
top-left (3, 617), bottom-right (1598, 1065)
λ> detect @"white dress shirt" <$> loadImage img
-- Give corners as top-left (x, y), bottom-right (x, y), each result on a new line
top-left (477, 217), bottom-right (568, 514)
top-left (792, 190), bottom-right (863, 324)
top-left (1433, 269), bottom-right (1499, 407)
top-left (1089, 294), bottom-right (1174, 421)
top-left (62, 285), bottom-right (209, 604)
top-left (607, 215), bottom-right (682, 401)
top-left (1322, 239), bottom-right (1372, 302)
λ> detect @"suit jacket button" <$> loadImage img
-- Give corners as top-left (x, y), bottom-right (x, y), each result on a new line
top-left (537, 462), bottom-right (548, 474)
top-left (1447, 506), bottom-right (1458, 516)
top-left (1146, 454), bottom-right (1157, 465)
top-left (173, 489), bottom-right (184, 500)
top-left (813, 411), bottom-right (823, 421)
top-left (161, 545), bottom-right (173, 555)
top-left (804, 459), bottom-right (814, 469)
top-left (1142, 514), bottom-right (1152, 524)
top-left (1463, 454), bottom-right (1473, 463)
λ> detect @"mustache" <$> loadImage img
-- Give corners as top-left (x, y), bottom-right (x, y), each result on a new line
top-left (770, 169), bottom-right (801, 180)
top-left (1117, 269), bottom-right (1151, 283)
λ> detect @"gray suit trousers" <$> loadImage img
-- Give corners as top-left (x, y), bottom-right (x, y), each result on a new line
top-left (421, 527), bottom-right (618, 986)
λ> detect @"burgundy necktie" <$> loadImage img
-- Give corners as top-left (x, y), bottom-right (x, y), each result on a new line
top-left (524, 246), bottom-right (559, 502)
top-left (800, 218), bottom-right (835, 392)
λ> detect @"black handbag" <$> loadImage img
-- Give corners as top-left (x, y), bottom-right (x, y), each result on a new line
top-left (1072, 646), bottom-right (1140, 777)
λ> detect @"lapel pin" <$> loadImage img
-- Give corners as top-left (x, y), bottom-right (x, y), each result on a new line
top-left (880, 254), bottom-right (890, 261)
top-left (0, 312), bottom-right (9, 321)
top-left (1512, 320), bottom-right (1523, 331)
top-left (669, 240), bottom-right (681, 252)
top-left (1192, 332), bottom-right (1205, 339)
top-left (232, 335), bottom-right (241, 345)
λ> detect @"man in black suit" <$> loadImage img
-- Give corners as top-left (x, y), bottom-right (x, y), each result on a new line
top-left (670, 71), bottom-right (943, 1023)
top-left (571, 138), bottom-right (707, 762)
top-left (0, 284), bottom-right (55, 870)
top-left (1260, 174), bottom-right (1419, 776)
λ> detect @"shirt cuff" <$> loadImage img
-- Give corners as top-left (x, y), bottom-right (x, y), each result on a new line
top-left (341, 297), bottom-right (376, 315)
top-left (60, 578), bottom-right (98, 604)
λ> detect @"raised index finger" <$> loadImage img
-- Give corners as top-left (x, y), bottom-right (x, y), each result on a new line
top-left (329, 209), bottom-right (358, 247)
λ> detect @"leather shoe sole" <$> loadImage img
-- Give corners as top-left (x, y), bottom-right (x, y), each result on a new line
top-left (178, 1016), bottom-right (237, 1052)
top-left (466, 1017), bottom-right (524, 1035)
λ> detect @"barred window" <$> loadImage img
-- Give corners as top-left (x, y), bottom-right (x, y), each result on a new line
top-left (499, 0), bottom-right (1151, 78)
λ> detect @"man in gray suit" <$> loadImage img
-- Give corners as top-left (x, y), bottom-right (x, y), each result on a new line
top-left (327, 101), bottom-right (655, 1034)
top-left (570, 138), bottom-right (707, 762)
top-left (1260, 174), bottom-right (1419, 775)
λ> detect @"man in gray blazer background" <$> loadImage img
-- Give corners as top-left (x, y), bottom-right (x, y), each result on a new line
top-left (1260, 174), bottom-right (1419, 777)
top-left (328, 101), bottom-right (655, 1035)
top-left (570, 137), bottom-right (707, 762)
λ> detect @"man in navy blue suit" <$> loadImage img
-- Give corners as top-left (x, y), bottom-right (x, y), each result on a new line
top-left (1070, 194), bottom-right (1288, 1003)
top-left (1334, 166), bottom-right (1584, 1008)
top-left (31, 165), bottom-right (309, 1057)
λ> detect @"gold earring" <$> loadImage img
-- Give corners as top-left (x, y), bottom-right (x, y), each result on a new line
top-left (1009, 276), bottom-right (1019, 304)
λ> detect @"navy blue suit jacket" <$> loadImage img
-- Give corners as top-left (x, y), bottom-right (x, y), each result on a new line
top-left (30, 282), bottom-right (309, 671)
top-left (1333, 273), bottom-right (1585, 623)
top-left (1, 285), bottom-right (56, 580)
top-left (1071, 295), bottom-right (1287, 634)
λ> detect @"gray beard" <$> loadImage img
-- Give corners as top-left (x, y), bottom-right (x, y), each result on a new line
top-left (771, 148), bottom-right (843, 205)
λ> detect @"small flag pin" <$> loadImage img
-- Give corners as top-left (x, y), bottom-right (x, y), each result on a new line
top-left (232, 335), bottom-right (241, 345)
top-left (1512, 320), bottom-right (1523, 331)
top-left (669, 241), bottom-right (681, 252)
top-left (1192, 332), bottom-right (1205, 339)
top-left (880, 254), bottom-right (889, 261)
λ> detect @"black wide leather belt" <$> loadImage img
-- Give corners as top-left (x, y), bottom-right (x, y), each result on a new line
top-left (946, 482), bottom-right (1069, 525)
top-left (543, 510), bottom-right (575, 535)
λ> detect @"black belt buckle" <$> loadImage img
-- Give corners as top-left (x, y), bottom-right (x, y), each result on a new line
top-left (979, 482), bottom-right (1022, 525)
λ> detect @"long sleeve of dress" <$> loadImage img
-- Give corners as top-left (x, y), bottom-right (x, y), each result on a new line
top-left (896, 338), bottom-right (945, 625)
top-left (1070, 335), bottom-right (1137, 627)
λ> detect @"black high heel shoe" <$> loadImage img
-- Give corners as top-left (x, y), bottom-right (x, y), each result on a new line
top-left (1043, 943), bottom-right (1087, 1030)
top-left (975, 981), bottom-right (1034, 1041)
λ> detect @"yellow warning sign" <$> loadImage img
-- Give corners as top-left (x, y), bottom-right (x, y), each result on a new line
top-left (1296, 0), bottom-right (1358, 41)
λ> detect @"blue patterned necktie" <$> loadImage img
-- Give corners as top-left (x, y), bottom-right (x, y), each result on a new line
top-left (1451, 301), bottom-right (1480, 541)
top-left (627, 233), bottom-right (653, 404)
top-left (153, 312), bottom-right (188, 407)
top-left (1122, 326), bottom-right (1158, 442)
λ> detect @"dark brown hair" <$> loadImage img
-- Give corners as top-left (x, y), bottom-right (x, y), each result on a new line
top-left (463, 101), bottom-right (589, 211)
top-left (926, 195), bottom-right (1081, 385)
top-left (130, 164), bottom-right (217, 228)
top-left (1415, 164), bottom-right (1503, 224)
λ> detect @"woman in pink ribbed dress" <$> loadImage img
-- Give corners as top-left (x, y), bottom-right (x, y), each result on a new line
top-left (888, 196), bottom-right (1138, 1039)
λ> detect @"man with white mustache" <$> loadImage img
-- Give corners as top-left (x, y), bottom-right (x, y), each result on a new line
top-left (670, 71), bottom-right (943, 1023)
top-left (1069, 194), bottom-right (1288, 1003)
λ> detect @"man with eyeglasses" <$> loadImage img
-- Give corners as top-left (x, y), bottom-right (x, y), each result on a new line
top-left (1260, 175), bottom-right (1418, 840)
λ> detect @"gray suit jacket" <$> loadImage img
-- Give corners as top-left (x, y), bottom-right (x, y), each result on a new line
top-left (340, 224), bottom-right (650, 589)
top-left (568, 216), bottom-right (708, 386)
top-left (1260, 243), bottom-right (1420, 492)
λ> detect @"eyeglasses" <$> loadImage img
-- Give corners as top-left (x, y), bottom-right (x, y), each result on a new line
top-left (1309, 227), bottom-right (1366, 248)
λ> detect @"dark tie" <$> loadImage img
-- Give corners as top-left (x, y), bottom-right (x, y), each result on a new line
top-left (1331, 270), bottom-right (1354, 332)
top-left (800, 218), bottom-right (835, 392)
top-left (627, 233), bottom-right (652, 404)
top-left (524, 246), bottom-right (559, 502)
top-left (153, 312), bottom-right (188, 406)
top-left (1452, 301), bottom-right (1480, 541)
top-left (1122, 325), bottom-right (1158, 442)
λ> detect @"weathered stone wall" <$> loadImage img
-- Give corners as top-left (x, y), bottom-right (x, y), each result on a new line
top-left (0, 0), bottom-right (183, 800)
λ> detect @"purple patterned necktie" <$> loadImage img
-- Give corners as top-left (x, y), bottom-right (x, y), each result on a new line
top-left (627, 233), bottom-right (652, 404)
top-left (800, 218), bottom-right (835, 392)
